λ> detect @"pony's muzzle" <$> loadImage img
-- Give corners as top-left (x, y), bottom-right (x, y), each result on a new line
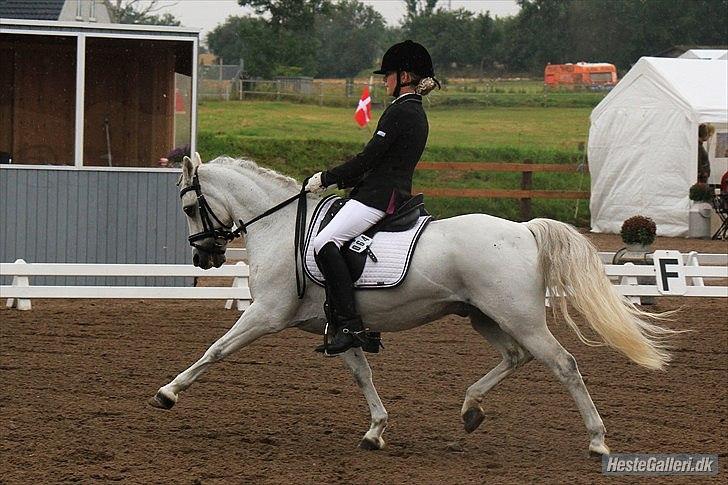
top-left (192, 247), bottom-right (226, 269)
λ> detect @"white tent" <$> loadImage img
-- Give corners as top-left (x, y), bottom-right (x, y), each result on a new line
top-left (588, 57), bottom-right (728, 237)
top-left (679, 49), bottom-right (728, 60)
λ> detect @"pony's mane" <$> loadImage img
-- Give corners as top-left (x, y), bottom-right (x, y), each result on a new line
top-left (208, 156), bottom-right (299, 190)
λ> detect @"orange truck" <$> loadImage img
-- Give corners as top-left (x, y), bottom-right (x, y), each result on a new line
top-left (544, 62), bottom-right (618, 88)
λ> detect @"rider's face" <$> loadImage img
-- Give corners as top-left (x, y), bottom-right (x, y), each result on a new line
top-left (384, 71), bottom-right (398, 96)
top-left (384, 71), bottom-right (413, 96)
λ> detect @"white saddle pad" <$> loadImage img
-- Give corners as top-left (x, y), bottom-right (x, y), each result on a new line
top-left (303, 196), bottom-right (431, 289)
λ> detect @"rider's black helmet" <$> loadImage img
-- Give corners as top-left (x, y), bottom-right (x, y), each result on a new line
top-left (373, 40), bottom-right (435, 78)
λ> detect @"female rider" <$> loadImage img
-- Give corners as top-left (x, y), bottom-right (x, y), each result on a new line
top-left (305, 40), bottom-right (439, 356)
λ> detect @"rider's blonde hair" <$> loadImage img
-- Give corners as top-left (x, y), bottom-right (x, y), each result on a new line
top-left (415, 77), bottom-right (439, 96)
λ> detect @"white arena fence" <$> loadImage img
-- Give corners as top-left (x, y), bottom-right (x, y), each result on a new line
top-left (596, 250), bottom-right (727, 304)
top-left (2, 253), bottom-right (250, 311)
top-left (1, 249), bottom-right (725, 311)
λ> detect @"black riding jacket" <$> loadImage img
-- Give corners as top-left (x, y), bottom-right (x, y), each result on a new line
top-left (321, 93), bottom-right (429, 213)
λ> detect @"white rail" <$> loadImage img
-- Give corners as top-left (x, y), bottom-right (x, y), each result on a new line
top-left (1, 263), bottom-right (249, 277)
top-left (1, 259), bottom-right (251, 311)
top-left (598, 251), bottom-right (727, 266)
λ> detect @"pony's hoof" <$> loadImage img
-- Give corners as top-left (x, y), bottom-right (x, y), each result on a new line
top-left (589, 442), bottom-right (610, 457)
top-left (358, 436), bottom-right (385, 450)
top-left (462, 407), bottom-right (485, 433)
top-left (148, 390), bottom-right (176, 410)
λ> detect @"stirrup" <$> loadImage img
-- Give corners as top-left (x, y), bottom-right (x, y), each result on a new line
top-left (314, 318), bottom-right (369, 356)
top-left (360, 332), bottom-right (382, 354)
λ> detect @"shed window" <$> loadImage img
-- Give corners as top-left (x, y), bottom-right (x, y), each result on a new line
top-left (83, 37), bottom-right (193, 168)
top-left (0, 34), bottom-right (77, 165)
top-left (0, 31), bottom-right (194, 168)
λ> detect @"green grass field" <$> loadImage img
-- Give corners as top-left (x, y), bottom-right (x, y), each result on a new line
top-left (198, 100), bottom-right (592, 224)
top-left (199, 100), bottom-right (590, 151)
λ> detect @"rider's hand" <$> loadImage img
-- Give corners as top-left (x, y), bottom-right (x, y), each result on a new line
top-left (305, 172), bottom-right (327, 194)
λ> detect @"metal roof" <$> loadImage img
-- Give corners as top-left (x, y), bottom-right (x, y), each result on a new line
top-left (0, 0), bottom-right (66, 20)
top-left (0, 18), bottom-right (200, 38)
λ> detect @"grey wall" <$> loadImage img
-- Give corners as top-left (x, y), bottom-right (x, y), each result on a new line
top-left (0, 167), bottom-right (192, 286)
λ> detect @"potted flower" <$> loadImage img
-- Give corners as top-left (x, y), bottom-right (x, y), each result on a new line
top-left (688, 183), bottom-right (713, 239)
top-left (615, 215), bottom-right (657, 304)
top-left (619, 215), bottom-right (657, 252)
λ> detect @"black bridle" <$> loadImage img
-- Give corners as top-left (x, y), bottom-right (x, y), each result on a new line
top-left (179, 167), bottom-right (310, 298)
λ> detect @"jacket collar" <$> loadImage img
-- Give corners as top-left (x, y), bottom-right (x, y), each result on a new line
top-left (391, 92), bottom-right (422, 105)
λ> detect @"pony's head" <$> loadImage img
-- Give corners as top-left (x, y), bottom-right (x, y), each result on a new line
top-left (179, 152), bottom-right (230, 269)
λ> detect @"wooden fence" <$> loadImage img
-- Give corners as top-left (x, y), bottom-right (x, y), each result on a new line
top-left (416, 160), bottom-right (589, 220)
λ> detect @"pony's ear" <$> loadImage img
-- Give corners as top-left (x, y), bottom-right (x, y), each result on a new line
top-left (193, 152), bottom-right (202, 165)
top-left (182, 155), bottom-right (195, 184)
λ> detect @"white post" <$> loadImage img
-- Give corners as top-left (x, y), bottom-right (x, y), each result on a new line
top-left (6, 259), bottom-right (31, 311)
top-left (190, 37), bottom-right (199, 158)
top-left (686, 251), bottom-right (705, 287)
top-left (620, 262), bottom-right (641, 305)
top-left (225, 261), bottom-right (251, 311)
top-left (74, 34), bottom-right (86, 167)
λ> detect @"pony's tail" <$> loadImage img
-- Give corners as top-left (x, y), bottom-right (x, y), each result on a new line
top-left (525, 218), bottom-right (678, 370)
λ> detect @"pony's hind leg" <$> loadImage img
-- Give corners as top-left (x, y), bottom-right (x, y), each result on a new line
top-left (461, 310), bottom-right (533, 433)
top-left (339, 348), bottom-right (388, 450)
top-left (149, 302), bottom-right (287, 409)
top-left (502, 318), bottom-right (609, 456)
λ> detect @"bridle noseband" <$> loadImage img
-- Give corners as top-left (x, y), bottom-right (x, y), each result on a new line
top-left (179, 166), bottom-right (310, 298)
top-left (180, 170), bottom-right (243, 254)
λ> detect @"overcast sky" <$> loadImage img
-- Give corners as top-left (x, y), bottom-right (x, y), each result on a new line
top-left (152, 1), bottom-right (521, 41)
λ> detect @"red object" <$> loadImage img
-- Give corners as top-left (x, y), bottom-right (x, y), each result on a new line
top-left (175, 88), bottom-right (186, 114)
top-left (354, 87), bottom-right (372, 127)
top-left (544, 62), bottom-right (618, 87)
top-left (721, 171), bottom-right (728, 193)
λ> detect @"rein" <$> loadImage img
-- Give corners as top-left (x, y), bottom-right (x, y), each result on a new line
top-left (180, 168), bottom-right (309, 298)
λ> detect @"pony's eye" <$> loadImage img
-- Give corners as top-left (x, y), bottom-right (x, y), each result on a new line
top-left (183, 205), bottom-right (196, 217)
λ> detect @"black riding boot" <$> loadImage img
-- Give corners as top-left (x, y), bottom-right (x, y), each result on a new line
top-left (314, 242), bottom-right (368, 356)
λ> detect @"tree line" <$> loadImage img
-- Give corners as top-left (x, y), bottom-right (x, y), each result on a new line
top-left (115, 0), bottom-right (728, 78)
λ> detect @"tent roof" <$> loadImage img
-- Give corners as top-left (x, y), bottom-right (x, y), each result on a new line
top-left (678, 49), bottom-right (728, 60)
top-left (592, 57), bottom-right (728, 124)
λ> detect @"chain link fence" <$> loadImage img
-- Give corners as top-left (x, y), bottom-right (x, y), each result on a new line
top-left (199, 64), bottom-right (384, 106)
top-left (197, 63), bottom-right (607, 108)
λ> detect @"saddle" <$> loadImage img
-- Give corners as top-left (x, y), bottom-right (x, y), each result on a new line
top-left (316, 194), bottom-right (429, 282)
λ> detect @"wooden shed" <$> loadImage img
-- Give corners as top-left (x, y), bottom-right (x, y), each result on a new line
top-left (0, 20), bottom-right (200, 285)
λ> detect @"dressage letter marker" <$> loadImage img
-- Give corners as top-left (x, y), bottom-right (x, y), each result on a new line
top-left (653, 250), bottom-right (687, 295)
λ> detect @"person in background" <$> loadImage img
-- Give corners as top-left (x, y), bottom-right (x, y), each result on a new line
top-left (697, 124), bottom-right (712, 183)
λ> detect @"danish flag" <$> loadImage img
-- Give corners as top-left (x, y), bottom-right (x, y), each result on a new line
top-left (354, 87), bottom-right (372, 127)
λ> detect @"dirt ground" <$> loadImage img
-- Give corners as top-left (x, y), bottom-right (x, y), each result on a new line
top-left (1, 233), bottom-right (726, 484)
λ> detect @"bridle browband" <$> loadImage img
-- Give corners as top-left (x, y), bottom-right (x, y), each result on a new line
top-left (179, 166), bottom-right (310, 298)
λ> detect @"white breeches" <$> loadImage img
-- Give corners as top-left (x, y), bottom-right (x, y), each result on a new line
top-left (313, 199), bottom-right (385, 253)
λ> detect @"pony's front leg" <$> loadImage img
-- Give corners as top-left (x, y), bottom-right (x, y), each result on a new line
top-left (149, 303), bottom-right (288, 409)
top-left (339, 348), bottom-right (388, 450)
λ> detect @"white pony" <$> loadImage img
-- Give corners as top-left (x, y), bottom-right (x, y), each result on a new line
top-left (150, 154), bottom-right (675, 455)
